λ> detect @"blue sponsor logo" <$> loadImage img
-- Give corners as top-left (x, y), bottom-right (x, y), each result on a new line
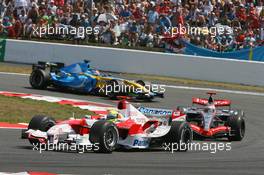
top-left (138, 107), bottom-right (172, 116)
top-left (133, 139), bottom-right (149, 146)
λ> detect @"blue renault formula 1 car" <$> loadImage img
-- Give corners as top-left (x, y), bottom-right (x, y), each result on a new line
top-left (29, 60), bottom-right (164, 101)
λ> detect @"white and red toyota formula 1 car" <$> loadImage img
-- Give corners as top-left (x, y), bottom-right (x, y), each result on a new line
top-left (21, 100), bottom-right (192, 153)
top-left (139, 92), bottom-right (245, 141)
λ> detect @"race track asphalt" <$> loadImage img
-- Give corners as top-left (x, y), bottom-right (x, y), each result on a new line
top-left (0, 73), bottom-right (264, 175)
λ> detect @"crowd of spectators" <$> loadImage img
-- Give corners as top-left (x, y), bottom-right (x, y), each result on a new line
top-left (1, 0), bottom-right (264, 53)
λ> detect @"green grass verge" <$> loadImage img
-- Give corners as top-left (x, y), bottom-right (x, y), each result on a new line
top-left (0, 63), bottom-right (31, 74)
top-left (0, 95), bottom-right (94, 123)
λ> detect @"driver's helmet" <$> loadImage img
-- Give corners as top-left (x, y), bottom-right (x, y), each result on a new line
top-left (106, 109), bottom-right (124, 121)
top-left (106, 109), bottom-right (119, 120)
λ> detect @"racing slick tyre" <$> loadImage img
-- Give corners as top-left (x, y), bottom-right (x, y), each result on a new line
top-left (136, 80), bottom-right (153, 102)
top-left (29, 69), bottom-right (50, 89)
top-left (136, 80), bottom-right (164, 101)
top-left (136, 80), bottom-right (152, 91)
top-left (136, 80), bottom-right (146, 86)
top-left (28, 115), bottom-right (56, 146)
top-left (163, 121), bottom-right (192, 152)
top-left (227, 110), bottom-right (245, 141)
top-left (89, 120), bottom-right (119, 153)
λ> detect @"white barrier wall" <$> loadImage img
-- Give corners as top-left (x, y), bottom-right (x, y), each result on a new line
top-left (5, 39), bottom-right (264, 86)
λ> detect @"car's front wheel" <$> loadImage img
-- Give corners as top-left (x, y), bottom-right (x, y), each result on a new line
top-left (27, 115), bottom-right (56, 146)
top-left (227, 110), bottom-right (245, 141)
top-left (89, 120), bottom-right (119, 153)
top-left (163, 121), bottom-right (192, 152)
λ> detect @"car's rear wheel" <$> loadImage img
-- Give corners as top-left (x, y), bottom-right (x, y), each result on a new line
top-left (89, 120), bottom-right (119, 153)
top-left (28, 115), bottom-right (56, 146)
top-left (227, 110), bottom-right (245, 141)
top-left (29, 69), bottom-right (50, 89)
top-left (163, 121), bottom-right (192, 152)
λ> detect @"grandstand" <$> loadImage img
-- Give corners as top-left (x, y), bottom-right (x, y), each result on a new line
top-left (1, 0), bottom-right (264, 57)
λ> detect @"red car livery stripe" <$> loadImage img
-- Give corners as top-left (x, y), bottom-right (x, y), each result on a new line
top-left (190, 124), bottom-right (230, 137)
